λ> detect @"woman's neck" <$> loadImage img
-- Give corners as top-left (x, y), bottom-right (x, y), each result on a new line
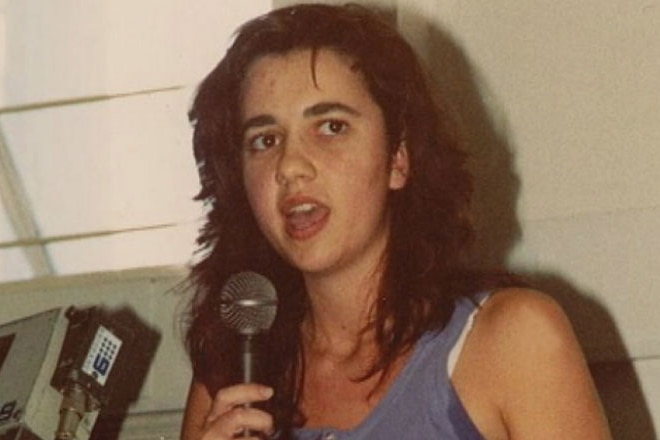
top-left (301, 263), bottom-right (382, 359)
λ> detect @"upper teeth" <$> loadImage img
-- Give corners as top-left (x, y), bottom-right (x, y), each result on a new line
top-left (288, 203), bottom-right (316, 215)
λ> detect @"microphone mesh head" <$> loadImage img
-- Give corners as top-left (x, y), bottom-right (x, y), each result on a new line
top-left (219, 271), bottom-right (278, 335)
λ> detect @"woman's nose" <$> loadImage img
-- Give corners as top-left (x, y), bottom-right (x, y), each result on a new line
top-left (275, 137), bottom-right (317, 186)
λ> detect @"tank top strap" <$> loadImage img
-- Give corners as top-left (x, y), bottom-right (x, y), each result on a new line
top-left (447, 291), bottom-right (492, 375)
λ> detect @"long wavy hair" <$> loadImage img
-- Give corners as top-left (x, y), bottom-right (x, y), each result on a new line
top-left (184, 3), bottom-right (509, 435)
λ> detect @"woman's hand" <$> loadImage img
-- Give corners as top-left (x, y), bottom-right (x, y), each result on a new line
top-left (204, 383), bottom-right (275, 439)
top-left (181, 381), bottom-right (275, 440)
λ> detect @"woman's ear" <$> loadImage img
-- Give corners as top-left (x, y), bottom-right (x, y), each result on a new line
top-left (389, 143), bottom-right (410, 190)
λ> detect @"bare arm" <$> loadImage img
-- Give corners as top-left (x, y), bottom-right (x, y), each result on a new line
top-left (181, 380), bottom-right (212, 440)
top-left (453, 288), bottom-right (612, 439)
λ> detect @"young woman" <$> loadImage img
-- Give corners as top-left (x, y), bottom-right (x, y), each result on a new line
top-left (181, 4), bottom-right (611, 439)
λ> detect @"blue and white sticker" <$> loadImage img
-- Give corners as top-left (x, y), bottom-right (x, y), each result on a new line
top-left (81, 326), bottom-right (122, 386)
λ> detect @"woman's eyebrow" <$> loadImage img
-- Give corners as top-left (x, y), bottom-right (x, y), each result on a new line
top-left (303, 102), bottom-right (361, 118)
top-left (241, 114), bottom-right (276, 134)
top-left (241, 102), bottom-right (360, 135)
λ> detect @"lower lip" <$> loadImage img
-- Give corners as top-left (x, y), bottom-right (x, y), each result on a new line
top-left (285, 210), bottom-right (330, 241)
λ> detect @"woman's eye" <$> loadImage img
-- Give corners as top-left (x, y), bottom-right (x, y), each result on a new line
top-left (247, 133), bottom-right (280, 151)
top-left (318, 120), bottom-right (348, 136)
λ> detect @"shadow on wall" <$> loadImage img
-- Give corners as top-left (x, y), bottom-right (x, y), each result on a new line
top-left (532, 274), bottom-right (657, 440)
top-left (89, 306), bottom-right (161, 440)
top-left (424, 21), bottom-right (522, 273)
top-left (408, 9), bottom-right (656, 439)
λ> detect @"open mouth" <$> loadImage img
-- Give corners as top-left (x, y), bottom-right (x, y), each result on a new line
top-left (283, 201), bottom-right (330, 239)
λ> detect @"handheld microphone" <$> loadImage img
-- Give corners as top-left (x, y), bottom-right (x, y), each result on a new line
top-left (218, 271), bottom-right (278, 385)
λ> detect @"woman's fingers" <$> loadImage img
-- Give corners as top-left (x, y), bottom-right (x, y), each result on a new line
top-left (201, 383), bottom-right (275, 439)
top-left (206, 384), bottom-right (274, 422)
top-left (205, 405), bottom-right (274, 439)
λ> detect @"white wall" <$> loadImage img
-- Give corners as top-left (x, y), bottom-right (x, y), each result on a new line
top-left (0, 0), bottom-right (6, 106)
top-left (0, 1), bottom-right (270, 281)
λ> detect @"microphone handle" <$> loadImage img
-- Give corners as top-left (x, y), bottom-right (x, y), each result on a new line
top-left (241, 334), bottom-right (256, 384)
top-left (240, 334), bottom-right (259, 438)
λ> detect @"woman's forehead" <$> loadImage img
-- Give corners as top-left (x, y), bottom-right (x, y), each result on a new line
top-left (242, 48), bottom-right (360, 87)
top-left (239, 48), bottom-right (369, 109)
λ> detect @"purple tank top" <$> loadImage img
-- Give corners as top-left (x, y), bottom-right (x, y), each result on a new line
top-left (293, 295), bottom-right (486, 440)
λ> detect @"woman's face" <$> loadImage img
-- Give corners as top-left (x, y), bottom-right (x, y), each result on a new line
top-left (240, 48), bottom-right (408, 279)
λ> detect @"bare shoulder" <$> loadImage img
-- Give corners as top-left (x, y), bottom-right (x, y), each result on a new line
top-left (461, 286), bottom-right (586, 400)
top-left (457, 287), bottom-right (612, 439)
top-left (471, 287), bottom-right (588, 387)
top-left (476, 287), bottom-right (575, 349)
